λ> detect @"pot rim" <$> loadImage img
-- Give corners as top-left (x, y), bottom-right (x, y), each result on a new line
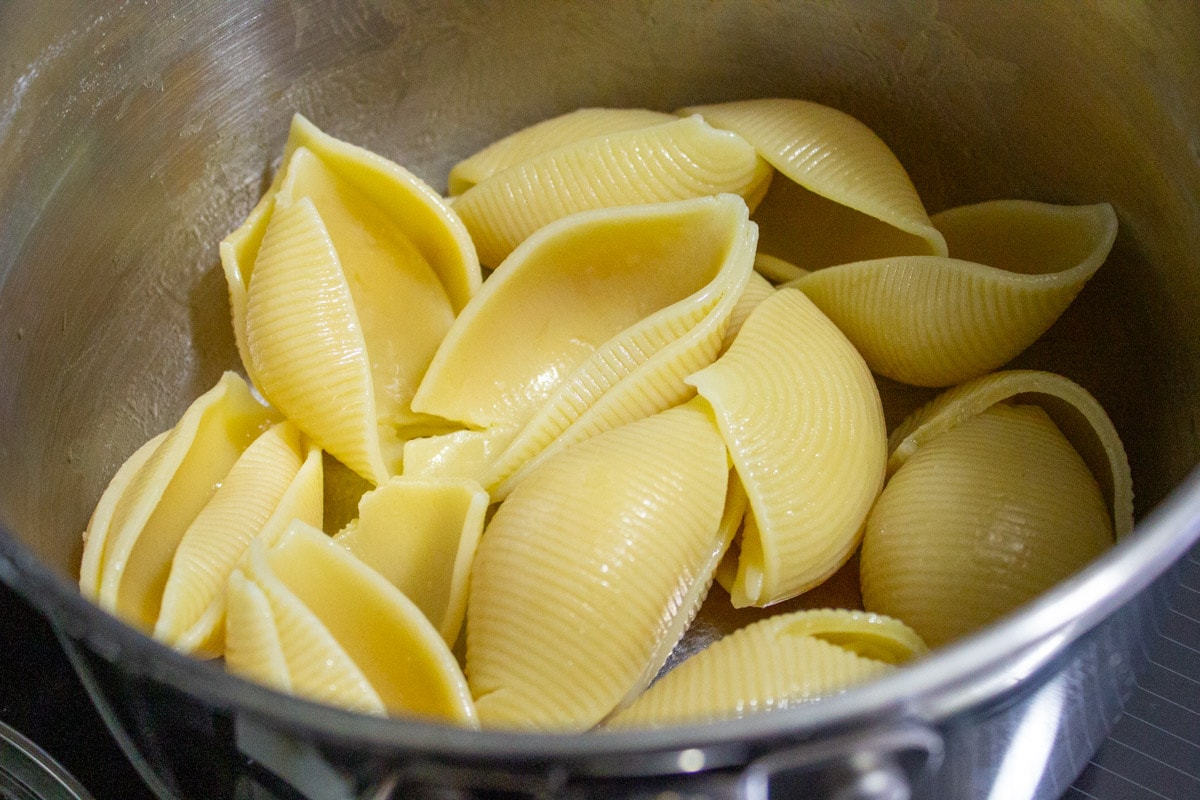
top-left (3, 464), bottom-right (1198, 766)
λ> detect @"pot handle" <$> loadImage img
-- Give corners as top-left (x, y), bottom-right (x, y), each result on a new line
top-left (739, 724), bottom-right (944, 800)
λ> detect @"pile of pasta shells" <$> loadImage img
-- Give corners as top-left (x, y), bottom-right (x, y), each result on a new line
top-left (79, 98), bottom-right (1133, 732)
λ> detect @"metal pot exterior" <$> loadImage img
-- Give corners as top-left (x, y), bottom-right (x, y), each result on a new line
top-left (2, 2), bottom-right (1199, 799)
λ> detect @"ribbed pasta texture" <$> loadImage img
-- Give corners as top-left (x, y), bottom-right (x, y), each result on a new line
top-left (467, 401), bottom-right (729, 731)
top-left (688, 288), bottom-right (887, 607)
top-left (452, 115), bottom-right (771, 266)
top-left (861, 403), bottom-right (1113, 647)
top-left (608, 609), bottom-right (901, 728)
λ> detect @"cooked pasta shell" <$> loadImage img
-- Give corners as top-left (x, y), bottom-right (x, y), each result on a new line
top-left (862, 403), bottom-right (1115, 647)
top-left (448, 107), bottom-right (677, 195)
top-left (413, 195), bottom-right (755, 433)
top-left (793, 200), bottom-right (1119, 387)
top-left (687, 288), bottom-right (887, 607)
top-left (222, 115), bottom-right (479, 383)
top-left (467, 400), bottom-right (730, 731)
top-left (607, 609), bottom-right (909, 728)
top-left (681, 97), bottom-right (946, 268)
top-left (334, 477), bottom-right (488, 646)
top-left (886, 369), bottom-right (1133, 538)
top-left (482, 200), bottom-right (757, 499)
top-left (721, 270), bottom-right (776, 354)
top-left (154, 421), bottom-right (323, 656)
top-left (244, 145), bottom-right (463, 483)
top-left (401, 425), bottom-right (521, 482)
top-left (87, 373), bottom-right (276, 632)
top-left (452, 114), bottom-right (773, 266)
top-left (224, 570), bottom-right (292, 695)
top-left (236, 533), bottom-right (385, 716)
top-left (237, 521), bottom-right (478, 724)
top-left (754, 252), bottom-right (807, 285)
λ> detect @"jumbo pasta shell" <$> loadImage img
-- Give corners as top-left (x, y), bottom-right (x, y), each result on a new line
top-left (224, 570), bottom-right (292, 695)
top-left (334, 477), bottom-right (489, 646)
top-left (861, 403), bottom-right (1114, 647)
top-left (607, 609), bottom-right (909, 728)
top-left (452, 115), bottom-right (773, 266)
top-left (687, 288), bottom-right (887, 607)
top-left (413, 195), bottom-right (755, 433)
top-left (483, 199), bottom-right (757, 498)
top-left (448, 107), bottom-right (676, 195)
top-left (467, 400), bottom-right (730, 731)
top-left (245, 146), bottom-right (461, 484)
top-left (681, 97), bottom-right (946, 268)
top-left (793, 200), bottom-right (1119, 387)
top-left (154, 421), bottom-right (323, 656)
top-left (87, 373), bottom-right (276, 632)
top-left (886, 369), bottom-right (1133, 538)
top-left (240, 522), bottom-right (478, 724)
top-left (222, 116), bottom-right (480, 380)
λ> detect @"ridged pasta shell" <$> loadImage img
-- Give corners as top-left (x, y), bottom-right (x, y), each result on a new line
top-left (687, 288), bottom-right (887, 607)
top-left (466, 400), bottom-right (730, 731)
top-left (245, 145), bottom-right (462, 484)
top-left (886, 369), bottom-right (1133, 538)
top-left (401, 424), bottom-right (521, 482)
top-left (862, 403), bottom-right (1115, 647)
top-left (792, 200), bottom-right (1119, 387)
top-left (482, 199), bottom-right (757, 499)
top-left (754, 252), bottom-right (807, 285)
top-left (452, 114), bottom-right (773, 266)
top-left (222, 114), bottom-right (480, 382)
top-left (607, 609), bottom-right (908, 728)
top-left (448, 107), bottom-right (676, 195)
top-left (721, 271), bottom-right (776, 355)
top-left (154, 421), bottom-right (323, 656)
top-left (84, 373), bottom-right (276, 631)
top-left (681, 97), bottom-right (946, 268)
top-left (412, 195), bottom-right (755, 434)
top-left (224, 570), bottom-right (292, 695)
top-left (334, 477), bottom-right (488, 646)
top-left (234, 521), bottom-right (478, 724)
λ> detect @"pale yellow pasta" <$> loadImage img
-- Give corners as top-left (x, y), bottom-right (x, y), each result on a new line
top-left (452, 115), bottom-right (773, 266)
top-left (607, 609), bottom-right (920, 728)
top-left (688, 288), bottom-right (887, 608)
top-left (412, 195), bottom-right (754, 432)
top-left (753, 252), bottom-right (807, 285)
top-left (222, 114), bottom-right (480, 386)
top-left (467, 399), bottom-right (729, 731)
top-left (681, 97), bottom-right (946, 268)
top-left (886, 369), bottom-right (1133, 537)
top-left (721, 270), bottom-right (776, 354)
top-left (233, 521), bottom-right (479, 724)
top-left (84, 373), bottom-right (276, 632)
top-left (401, 424), bottom-right (521, 483)
top-left (480, 197), bottom-right (757, 498)
top-left (861, 403), bottom-right (1114, 647)
top-left (334, 477), bottom-right (488, 646)
top-left (154, 421), bottom-right (323, 656)
top-left (792, 200), bottom-right (1118, 387)
top-left (224, 570), bottom-right (292, 695)
top-left (244, 145), bottom-right (462, 484)
top-left (448, 107), bottom-right (677, 195)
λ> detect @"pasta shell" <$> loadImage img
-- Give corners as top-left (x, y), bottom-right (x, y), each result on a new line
top-left (452, 114), bottom-right (773, 266)
top-left (754, 252), bottom-right (807, 285)
top-left (721, 270), bottom-right (776, 355)
top-left (245, 145), bottom-right (462, 484)
top-left (412, 195), bottom-right (754, 433)
top-left (861, 402), bottom-right (1115, 647)
top-left (154, 421), bottom-right (323, 656)
top-left (87, 373), bottom-right (276, 631)
top-left (607, 609), bottom-right (910, 728)
top-left (886, 369), bottom-right (1133, 538)
top-left (222, 116), bottom-right (479, 386)
top-left (237, 521), bottom-right (479, 724)
top-left (681, 97), bottom-right (946, 268)
top-left (334, 477), bottom-right (489, 646)
top-left (792, 200), bottom-right (1119, 387)
top-left (224, 570), bottom-right (292, 695)
top-left (687, 288), bottom-right (887, 607)
top-left (401, 424), bottom-right (521, 482)
top-left (466, 400), bottom-right (730, 731)
top-left (448, 107), bottom-right (677, 195)
top-left (483, 198), bottom-right (757, 498)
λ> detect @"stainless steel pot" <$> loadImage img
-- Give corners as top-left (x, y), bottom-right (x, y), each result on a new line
top-left (2, 2), bottom-right (1199, 799)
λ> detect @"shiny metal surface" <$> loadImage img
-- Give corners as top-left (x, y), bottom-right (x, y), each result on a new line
top-left (1, 2), bottom-right (1199, 799)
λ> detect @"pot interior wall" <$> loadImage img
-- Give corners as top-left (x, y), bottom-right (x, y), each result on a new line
top-left (1, 0), bottom-right (1198, 580)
